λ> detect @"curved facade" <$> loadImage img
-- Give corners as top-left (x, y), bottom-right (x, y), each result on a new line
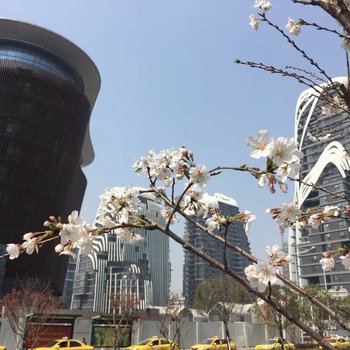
top-left (289, 77), bottom-right (350, 291)
top-left (0, 19), bottom-right (100, 294)
top-left (68, 188), bottom-right (170, 311)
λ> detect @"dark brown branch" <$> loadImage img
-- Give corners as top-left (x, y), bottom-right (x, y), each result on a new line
top-left (143, 216), bottom-right (337, 350)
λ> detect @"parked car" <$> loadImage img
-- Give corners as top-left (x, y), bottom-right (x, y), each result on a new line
top-left (126, 337), bottom-right (179, 350)
top-left (0, 346), bottom-right (5, 350)
top-left (33, 338), bottom-right (93, 350)
top-left (319, 337), bottom-right (350, 349)
top-left (255, 338), bottom-right (295, 350)
top-left (190, 337), bottom-right (237, 350)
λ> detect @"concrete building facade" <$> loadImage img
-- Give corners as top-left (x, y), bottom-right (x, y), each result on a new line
top-left (289, 77), bottom-right (350, 291)
top-left (183, 193), bottom-right (251, 306)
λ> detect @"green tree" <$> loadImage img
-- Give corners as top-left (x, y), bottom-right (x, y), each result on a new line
top-left (331, 296), bottom-right (350, 321)
top-left (300, 285), bottom-right (332, 337)
top-left (193, 276), bottom-right (248, 348)
top-left (254, 286), bottom-right (301, 345)
top-left (193, 276), bottom-right (248, 316)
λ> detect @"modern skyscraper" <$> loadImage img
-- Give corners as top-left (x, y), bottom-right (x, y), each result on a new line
top-left (183, 193), bottom-right (251, 307)
top-left (68, 188), bottom-right (170, 311)
top-left (0, 18), bottom-right (100, 294)
top-left (289, 77), bottom-right (350, 291)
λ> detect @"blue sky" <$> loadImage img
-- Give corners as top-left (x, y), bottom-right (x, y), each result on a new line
top-left (2, 0), bottom-right (347, 293)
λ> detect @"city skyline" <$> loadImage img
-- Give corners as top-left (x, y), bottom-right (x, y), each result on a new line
top-left (0, 1), bottom-right (346, 293)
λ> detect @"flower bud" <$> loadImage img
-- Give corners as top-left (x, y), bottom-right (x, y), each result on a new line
top-left (43, 221), bottom-right (50, 227)
top-left (55, 244), bottom-right (64, 253)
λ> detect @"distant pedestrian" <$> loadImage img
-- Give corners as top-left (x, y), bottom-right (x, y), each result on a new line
top-left (82, 337), bottom-right (87, 345)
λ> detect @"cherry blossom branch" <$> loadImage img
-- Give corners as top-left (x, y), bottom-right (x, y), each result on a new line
top-left (260, 13), bottom-right (340, 93)
top-left (234, 59), bottom-right (321, 90)
top-left (235, 60), bottom-right (349, 114)
top-left (284, 65), bottom-right (326, 83)
top-left (300, 19), bottom-right (347, 38)
top-left (165, 182), bottom-right (193, 231)
top-left (142, 215), bottom-right (336, 350)
top-left (147, 182), bottom-right (350, 331)
top-left (210, 163), bottom-right (349, 203)
top-left (346, 52), bottom-right (350, 95)
top-left (292, 177), bottom-right (350, 202)
top-left (292, 0), bottom-right (350, 36)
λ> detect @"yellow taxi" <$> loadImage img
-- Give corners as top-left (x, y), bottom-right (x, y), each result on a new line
top-left (126, 337), bottom-right (179, 350)
top-left (255, 338), bottom-right (295, 350)
top-left (190, 337), bottom-right (237, 350)
top-left (33, 338), bottom-right (93, 350)
top-left (319, 337), bottom-right (350, 349)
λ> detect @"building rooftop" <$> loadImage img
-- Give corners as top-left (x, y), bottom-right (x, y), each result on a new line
top-left (0, 17), bottom-right (101, 166)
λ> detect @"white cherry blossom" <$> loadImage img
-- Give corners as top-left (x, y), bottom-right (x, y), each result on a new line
top-left (279, 202), bottom-right (301, 222)
top-left (154, 166), bottom-right (173, 186)
top-left (161, 206), bottom-right (179, 223)
top-left (249, 14), bottom-right (260, 31)
top-left (285, 18), bottom-right (301, 36)
top-left (115, 228), bottom-right (143, 244)
top-left (320, 256), bottom-right (335, 272)
top-left (266, 245), bottom-right (292, 265)
top-left (205, 213), bottom-right (225, 233)
top-left (324, 205), bottom-right (340, 217)
top-left (189, 165), bottom-right (209, 186)
top-left (340, 255), bottom-right (350, 270)
top-left (246, 129), bottom-right (274, 159)
top-left (55, 244), bottom-right (64, 253)
top-left (238, 210), bottom-right (256, 233)
top-left (270, 137), bottom-right (302, 166)
top-left (258, 174), bottom-right (268, 187)
top-left (74, 233), bottom-right (95, 254)
top-left (59, 246), bottom-right (77, 259)
top-left (22, 238), bottom-right (39, 255)
top-left (308, 213), bottom-right (324, 229)
top-left (6, 244), bottom-right (19, 260)
top-left (245, 262), bottom-right (278, 292)
top-left (276, 162), bottom-right (300, 183)
top-left (253, 0), bottom-right (272, 13)
top-left (59, 211), bottom-right (88, 245)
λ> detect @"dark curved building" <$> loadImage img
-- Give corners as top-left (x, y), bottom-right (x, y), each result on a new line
top-left (0, 18), bottom-right (100, 294)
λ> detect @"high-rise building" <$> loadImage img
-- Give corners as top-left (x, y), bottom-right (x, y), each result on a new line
top-left (289, 77), bottom-right (350, 291)
top-left (183, 193), bottom-right (251, 307)
top-left (0, 18), bottom-right (100, 294)
top-left (67, 188), bottom-right (170, 311)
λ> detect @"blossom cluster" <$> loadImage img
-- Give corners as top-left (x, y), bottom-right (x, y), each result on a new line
top-left (266, 203), bottom-right (344, 233)
top-left (96, 186), bottom-right (144, 244)
top-left (248, 0), bottom-right (302, 36)
top-left (133, 147), bottom-right (256, 234)
top-left (321, 95), bottom-right (348, 117)
top-left (244, 245), bottom-right (291, 292)
top-left (319, 246), bottom-right (350, 273)
top-left (246, 130), bottom-right (301, 192)
top-left (4, 129), bottom-right (302, 262)
top-left (307, 131), bottom-right (332, 143)
top-left (6, 211), bottom-right (94, 259)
